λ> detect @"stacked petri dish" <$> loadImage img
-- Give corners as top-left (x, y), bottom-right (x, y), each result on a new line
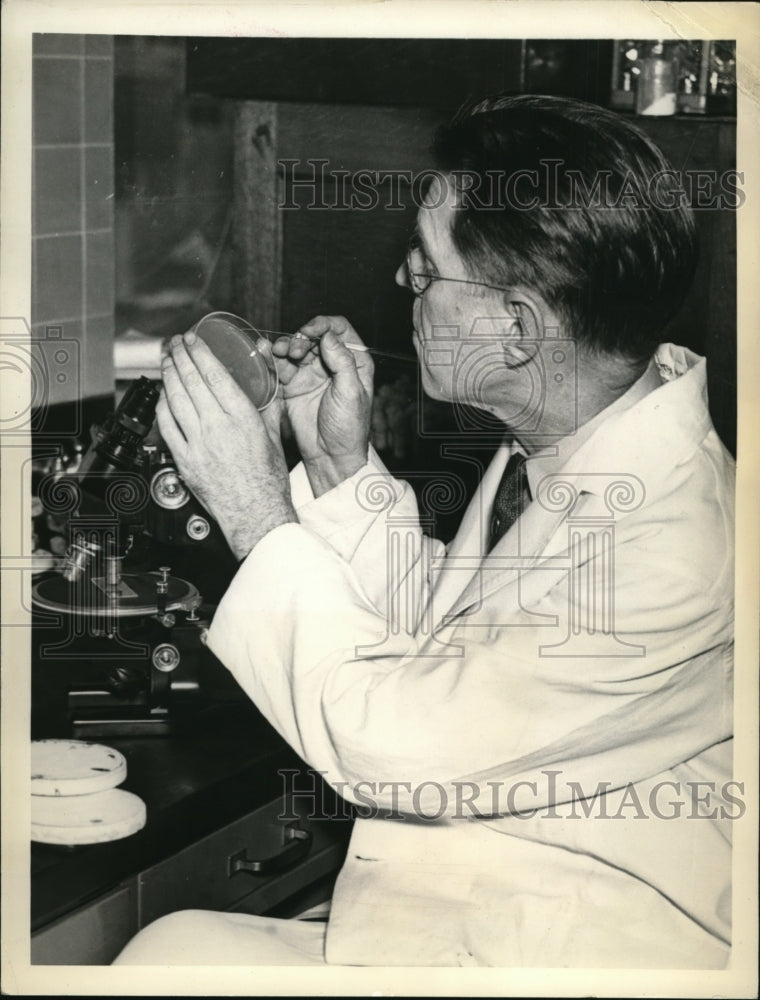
top-left (31, 740), bottom-right (146, 846)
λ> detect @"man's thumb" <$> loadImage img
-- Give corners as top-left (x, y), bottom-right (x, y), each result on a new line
top-left (321, 330), bottom-right (355, 373)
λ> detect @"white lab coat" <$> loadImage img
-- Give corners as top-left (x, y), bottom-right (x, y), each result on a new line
top-left (208, 344), bottom-right (734, 967)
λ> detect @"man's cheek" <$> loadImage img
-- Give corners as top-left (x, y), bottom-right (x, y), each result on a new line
top-left (412, 298), bottom-right (421, 328)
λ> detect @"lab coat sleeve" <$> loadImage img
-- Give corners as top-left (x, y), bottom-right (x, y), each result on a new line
top-left (206, 515), bottom-right (732, 816)
top-left (285, 446), bottom-right (444, 625)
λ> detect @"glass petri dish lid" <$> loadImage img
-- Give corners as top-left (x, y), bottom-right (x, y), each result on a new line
top-left (191, 311), bottom-right (278, 411)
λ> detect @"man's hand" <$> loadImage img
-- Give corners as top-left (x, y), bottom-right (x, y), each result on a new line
top-left (157, 331), bottom-right (297, 561)
top-left (270, 316), bottom-right (373, 497)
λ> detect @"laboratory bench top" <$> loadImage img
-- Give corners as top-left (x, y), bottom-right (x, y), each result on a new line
top-left (31, 701), bottom-right (345, 932)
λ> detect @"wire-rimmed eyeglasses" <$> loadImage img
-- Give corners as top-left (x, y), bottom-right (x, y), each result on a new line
top-left (405, 240), bottom-right (511, 298)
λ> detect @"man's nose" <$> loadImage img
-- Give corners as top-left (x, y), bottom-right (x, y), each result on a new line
top-left (395, 261), bottom-right (410, 289)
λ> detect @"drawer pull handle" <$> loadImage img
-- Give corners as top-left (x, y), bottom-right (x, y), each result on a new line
top-left (227, 823), bottom-right (312, 877)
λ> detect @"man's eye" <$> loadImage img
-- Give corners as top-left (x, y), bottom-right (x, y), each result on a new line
top-left (410, 244), bottom-right (434, 276)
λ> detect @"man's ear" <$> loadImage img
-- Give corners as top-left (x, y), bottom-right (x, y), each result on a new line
top-left (500, 290), bottom-right (548, 366)
top-left (503, 290), bottom-right (548, 342)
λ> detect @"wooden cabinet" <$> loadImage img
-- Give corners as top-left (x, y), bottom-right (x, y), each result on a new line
top-left (187, 38), bottom-right (736, 456)
top-left (31, 795), bottom-right (349, 965)
top-left (137, 794), bottom-right (347, 927)
top-left (229, 102), bottom-right (737, 466)
top-left (230, 100), bottom-right (442, 356)
top-left (187, 38), bottom-right (525, 111)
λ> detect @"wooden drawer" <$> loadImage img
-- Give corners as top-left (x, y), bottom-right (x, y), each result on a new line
top-left (226, 848), bottom-right (341, 918)
top-left (137, 796), bottom-right (349, 927)
top-left (30, 796), bottom-right (351, 963)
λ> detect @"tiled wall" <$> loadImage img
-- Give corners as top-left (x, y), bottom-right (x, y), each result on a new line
top-left (32, 34), bottom-right (114, 404)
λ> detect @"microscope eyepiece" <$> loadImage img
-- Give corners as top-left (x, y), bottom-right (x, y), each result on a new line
top-left (94, 377), bottom-right (161, 471)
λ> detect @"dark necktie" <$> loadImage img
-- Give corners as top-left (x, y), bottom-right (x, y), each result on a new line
top-left (488, 452), bottom-right (530, 552)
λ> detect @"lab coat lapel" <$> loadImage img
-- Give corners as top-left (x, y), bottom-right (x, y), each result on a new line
top-left (429, 443), bottom-right (570, 628)
top-left (429, 345), bottom-right (710, 629)
top-left (428, 443), bottom-right (510, 617)
top-left (440, 491), bottom-right (571, 626)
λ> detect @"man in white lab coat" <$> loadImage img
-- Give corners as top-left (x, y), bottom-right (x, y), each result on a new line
top-left (115, 96), bottom-right (734, 967)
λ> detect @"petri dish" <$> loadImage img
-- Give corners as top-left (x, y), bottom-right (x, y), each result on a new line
top-left (191, 312), bottom-right (279, 411)
top-left (31, 787), bottom-right (147, 845)
top-left (31, 739), bottom-right (127, 796)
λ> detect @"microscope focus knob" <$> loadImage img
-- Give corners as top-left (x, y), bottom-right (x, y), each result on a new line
top-left (152, 643), bottom-right (181, 673)
top-left (186, 515), bottom-right (211, 541)
top-left (150, 466), bottom-right (190, 510)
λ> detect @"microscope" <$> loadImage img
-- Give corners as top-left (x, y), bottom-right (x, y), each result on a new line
top-left (31, 377), bottom-right (240, 737)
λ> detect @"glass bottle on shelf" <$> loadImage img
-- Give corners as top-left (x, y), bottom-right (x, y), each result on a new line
top-left (636, 41), bottom-right (678, 116)
top-left (706, 41), bottom-right (737, 116)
